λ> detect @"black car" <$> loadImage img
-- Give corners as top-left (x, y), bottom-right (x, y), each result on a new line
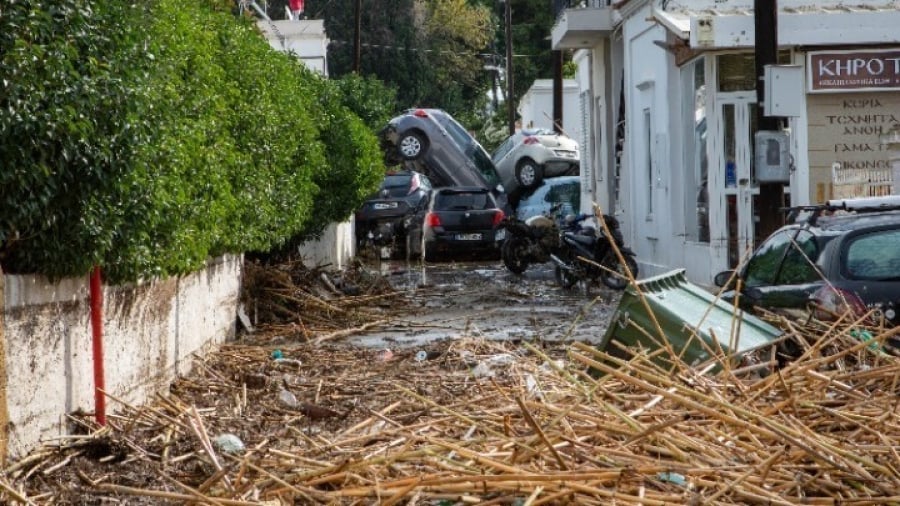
top-left (379, 108), bottom-right (509, 212)
top-left (354, 170), bottom-right (432, 255)
top-left (408, 187), bottom-right (506, 261)
top-left (715, 196), bottom-right (900, 327)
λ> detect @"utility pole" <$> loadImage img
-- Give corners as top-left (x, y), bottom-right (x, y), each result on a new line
top-left (353, 0), bottom-right (362, 72)
top-left (552, 50), bottom-right (563, 134)
top-left (504, 0), bottom-right (515, 135)
top-left (755, 0), bottom-right (783, 240)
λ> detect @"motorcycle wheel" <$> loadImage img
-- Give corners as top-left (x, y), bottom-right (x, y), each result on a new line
top-left (501, 237), bottom-right (530, 274)
top-left (554, 263), bottom-right (579, 289)
top-left (600, 253), bottom-right (638, 290)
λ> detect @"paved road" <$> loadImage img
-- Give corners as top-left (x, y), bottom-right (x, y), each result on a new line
top-left (349, 257), bottom-right (622, 350)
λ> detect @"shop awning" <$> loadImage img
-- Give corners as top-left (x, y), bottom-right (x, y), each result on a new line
top-left (652, 3), bottom-right (900, 49)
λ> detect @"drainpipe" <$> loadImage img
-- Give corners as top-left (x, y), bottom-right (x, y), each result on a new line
top-left (90, 266), bottom-right (106, 426)
top-left (0, 266), bottom-right (8, 465)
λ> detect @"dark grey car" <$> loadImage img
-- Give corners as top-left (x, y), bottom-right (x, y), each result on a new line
top-left (379, 109), bottom-right (509, 211)
top-left (715, 196), bottom-right (900, 328)
top-left (407, 186), bottom-right (506, 261)
top-left (354, 170), bottom-right (432, 254)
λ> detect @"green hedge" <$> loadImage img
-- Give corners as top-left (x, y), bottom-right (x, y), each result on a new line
top-left (0, 0), bottom-right (387, 283)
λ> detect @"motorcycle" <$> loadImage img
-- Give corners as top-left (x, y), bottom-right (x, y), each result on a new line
top-left (499, 211), bottom-right (564, 275)
top-left (552, 213), bottom-right (639, 291)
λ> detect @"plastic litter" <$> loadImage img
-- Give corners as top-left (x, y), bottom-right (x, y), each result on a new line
top-left (278, 388), bottom-right (299, 409)
top-left (271, 349), bottom-right (284, 360)
top-left (214, 433), bottom-right (245, 454)
top-left (414, 350), bottom-right (441, 361)
top-left (274, 358), bottom-right (303, 368)
top-left (656, 472), bottom-right (687, 487)
top-left (471, 362), bottom-right (494, 378)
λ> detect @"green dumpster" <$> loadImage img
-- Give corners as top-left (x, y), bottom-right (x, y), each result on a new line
top-left (600, 269), bottom-right (783, 370)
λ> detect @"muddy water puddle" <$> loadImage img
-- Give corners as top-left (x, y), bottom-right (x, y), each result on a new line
top-left (350, 257), bottom-right (621, 349)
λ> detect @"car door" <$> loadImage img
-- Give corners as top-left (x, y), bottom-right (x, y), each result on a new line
top-left (740, 229), bottom-right (824, 310)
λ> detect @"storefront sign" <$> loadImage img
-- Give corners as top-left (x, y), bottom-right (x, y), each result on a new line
top-left (807, 92), bottom-right (900, 201)
top-left (808, 49), bottom-right (900, 93)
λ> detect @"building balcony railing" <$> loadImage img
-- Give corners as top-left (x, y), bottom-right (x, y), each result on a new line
top-left (552, 0), bottom-right (612, 19)
top-left (550, 0), bottom-right (614, 50)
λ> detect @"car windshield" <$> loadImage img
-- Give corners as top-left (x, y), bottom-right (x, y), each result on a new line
top-left (469, 147), bottom-right (502, 187)
top-left (844, 228), bottom-right (900, 281)
top-left (546, 181), bottom-right (580, 209)
top-left (434, 191), bottom-right (492, 211)
top-left (744, 229), bottom-right (821, 287)
top-left (437, 114), bottom-right (502, 187)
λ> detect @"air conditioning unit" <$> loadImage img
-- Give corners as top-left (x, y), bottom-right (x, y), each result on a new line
top-left (755, 131), bottom-right (791, 183)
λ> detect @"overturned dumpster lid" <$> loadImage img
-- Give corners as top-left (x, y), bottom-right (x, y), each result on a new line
top-left (600, 269), bottom-right (783, 369)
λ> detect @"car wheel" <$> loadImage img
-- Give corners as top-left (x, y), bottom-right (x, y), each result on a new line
top-left (398, 131), bottom-right (427, 161)
top-left (515, 158), bottom-right (543, 189)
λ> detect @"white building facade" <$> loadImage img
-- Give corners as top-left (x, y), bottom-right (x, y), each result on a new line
top-left (553, 0), bottom-right (900, 284)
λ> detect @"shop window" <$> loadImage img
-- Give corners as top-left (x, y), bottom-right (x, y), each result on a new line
top-left (717, 51), bottom-right (792, 92)
top-left (682, 57), bottom-right (708, 242)
top-left (644, 108), bottom-right (653, 217)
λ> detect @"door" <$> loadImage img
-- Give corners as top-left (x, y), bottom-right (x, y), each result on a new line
top-left (713, 92), bottom-right (759, 269)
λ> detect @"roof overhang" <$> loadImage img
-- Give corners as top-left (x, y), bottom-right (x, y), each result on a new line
top-left (551, 7), bottom-right (615, 50)
top-left (652, 5), bottom-right (900, 49)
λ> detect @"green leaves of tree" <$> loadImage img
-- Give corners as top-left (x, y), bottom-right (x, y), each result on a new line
top-left (0, 0), bottom-right (386, 283)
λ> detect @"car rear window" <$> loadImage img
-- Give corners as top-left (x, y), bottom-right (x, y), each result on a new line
top-left (844, 229), bottom-right (900, 281)
top-left (380, 174), bottom-right (412, 197)
top-left (434, 191), bottom-right (493, 211)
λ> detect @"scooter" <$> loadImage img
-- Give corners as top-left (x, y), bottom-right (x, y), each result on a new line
top-left (551, 213), bottom-right (639, 290)
top-left (499, 207), bottom-right (565, 274)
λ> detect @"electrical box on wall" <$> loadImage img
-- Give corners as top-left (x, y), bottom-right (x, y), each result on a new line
top-left (755, 131), bottom-right (791, 183)
top-left (764, 65), bottom-right (803, 117)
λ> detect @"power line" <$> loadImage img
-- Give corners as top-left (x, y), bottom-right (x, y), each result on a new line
top-left (328, 39), bottom-right (538, 59)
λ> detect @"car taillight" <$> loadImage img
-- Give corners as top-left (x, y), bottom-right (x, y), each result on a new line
top-left (523, 136), bottom-right (540, 145)
top-left (413, 109), bottom-right (429, 118)
top-left (492, 210), bottom-right (505, 227)
top-left (426, 212), bottom-right (441, 227)
top-left (810, 286), bottom-right (868, 321)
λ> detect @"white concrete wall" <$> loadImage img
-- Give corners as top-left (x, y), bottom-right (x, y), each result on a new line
top-left (2, 255), bottom-right (241, 459)
top-left (517, 79), bottom-right (582, 143)
top-left (297, 220), bottom-right (355, 269)
top-left (622, 4), bottom-right (677, 278)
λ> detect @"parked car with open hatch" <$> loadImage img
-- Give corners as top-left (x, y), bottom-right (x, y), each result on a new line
top-left (354, 170), bottom-right (432, 257)
top-left (714, 196), bottom-right (900, 328)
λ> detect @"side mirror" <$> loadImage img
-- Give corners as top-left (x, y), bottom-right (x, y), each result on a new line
top-left (744, 287), bottom-right (764, 303)
top-left (714, 270), bottom-right (736, 288)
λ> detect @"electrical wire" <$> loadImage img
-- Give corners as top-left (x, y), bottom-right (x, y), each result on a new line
top-left (328, 39), bottom-right (539, 58)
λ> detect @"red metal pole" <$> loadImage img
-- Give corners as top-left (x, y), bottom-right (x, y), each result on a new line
top-left (90, 266), bottom-right (106, 426)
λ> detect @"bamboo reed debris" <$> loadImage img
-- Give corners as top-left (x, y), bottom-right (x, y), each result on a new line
top-left (3, 261), bottom-right (899, 504)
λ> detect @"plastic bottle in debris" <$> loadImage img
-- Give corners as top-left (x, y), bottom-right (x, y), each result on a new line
top-left (278, 388), bottom-right (299, 409)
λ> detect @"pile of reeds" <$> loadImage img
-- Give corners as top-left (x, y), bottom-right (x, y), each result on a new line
top-left (4, 314), bottom-right (898, 505)
top-left (240, 258), bottom-right (408, 340)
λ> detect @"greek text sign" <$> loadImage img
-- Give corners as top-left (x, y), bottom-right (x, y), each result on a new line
top-left (809, 49), bottom-right (900, 93)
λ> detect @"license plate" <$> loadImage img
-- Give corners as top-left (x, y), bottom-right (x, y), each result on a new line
top-left (456, 233), bottom-right (482, 241)
top-left (373, 202), bottom-right (398, 210)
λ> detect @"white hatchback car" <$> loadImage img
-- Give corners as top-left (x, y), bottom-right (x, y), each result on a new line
top-left (491, 128), bottom-right (580, 196)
